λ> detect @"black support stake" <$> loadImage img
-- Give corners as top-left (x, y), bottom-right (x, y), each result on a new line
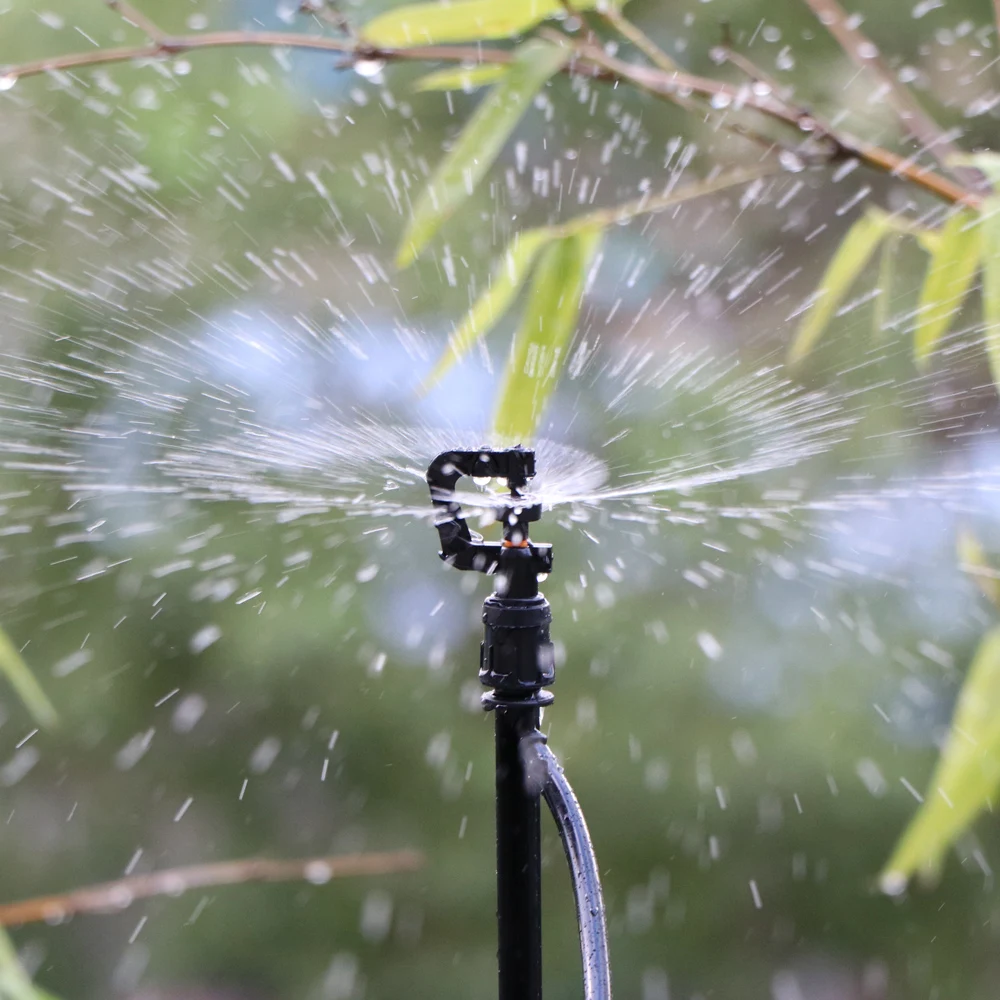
top-left (495, 703), bottom-right (543, 1000)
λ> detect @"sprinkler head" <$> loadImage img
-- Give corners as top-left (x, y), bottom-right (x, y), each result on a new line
top-left (426, 447), bottom-right (553, 582)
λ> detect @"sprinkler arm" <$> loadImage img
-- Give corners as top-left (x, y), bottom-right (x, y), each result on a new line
top-left (426, 448), bottom-right (552, 578)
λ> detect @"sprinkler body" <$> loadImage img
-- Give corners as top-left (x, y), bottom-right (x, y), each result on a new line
top-left (426, 448), bottom-right (611, 1000)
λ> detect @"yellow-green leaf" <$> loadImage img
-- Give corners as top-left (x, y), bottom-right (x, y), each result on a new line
top-left (787, 210), bottom-right (892, 365)
top-left (0, 927), bottom-right (61, 1000)
top-left (416, 64), bottom-right (508, 92)
top-left (957, 528), bottom-right (1000, 610)
top-left (492, 227), bottom-right (603, 443)
top-left (913, 209), bottom-right (981, 366)
top-left (363, 0), bottom-right (605, 46)
top-left (872, 232), bottom-right (898, 340)
top-left (422, 228), bottom-right (554, 391)
top-left (0, 626), bottom-right (57, 730)
top-left (397, 39), bottom-right (570, 267)
top-left (980, 196), bottom-right (1000, 388)
top-left (881, 624), bottom-right (1000, 892)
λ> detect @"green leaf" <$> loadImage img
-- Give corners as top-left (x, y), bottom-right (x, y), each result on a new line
top-left (492, 227), bottom-right (603, 443)
top-left (787, 210), bottom-right (892, 365)
top-left (396, 39), bottom-right (570, 267)
top-left (415, 64), bottom-right (509, 92)
top-left (881, 624), bottom-right (1000, 893)
top-left (362, 0), bottom-right (607, 46)
top-left (0, 928), bottom-right (61, 1000)
top-left (913, 209), bottom-right (981, 366)
top-left (0, 626), bottom-right (57, 730)
top-left (422, 228), bottom-right (554, 391)
top-left (979, 196), bottom-right (1000, 388)
top-left (957, 528), bottom-right (1000, 610)
top-left (872, 233), bottom-right (898, 340)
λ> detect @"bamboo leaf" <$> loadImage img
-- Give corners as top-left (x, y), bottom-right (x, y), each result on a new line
top-left (872, 232), bottom-right (899, 340)
top-left (881, 625), bottom-right (1000, 893)
top-left (396, 39), bottom-right (569, 267)
top-left (422, 228), bottom-right (554, 391)
top-left (787, 210), bottom-right (891, 365)
top-left (363, 0), bottom-right (608, 46)
top-left (415, 64), bottom-right (508, 92)
top-left (957, 528), bottom-right (1000, 611)
top-left (0, 929), bottom-right (60, 1000)
top-left (980, 196), bottom-right (1000, 389)
top-left (915, 227), bottom-right (942, 256)
top-left (0, 626), bottom-right (57, 730)
top-left (492, 227), bottom-right (603, 443)
top-left (913, 209), bottom-right (981, 366)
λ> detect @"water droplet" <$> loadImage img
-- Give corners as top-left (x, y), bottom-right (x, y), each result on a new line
top-left (132, 85), bottom-right (161, 111)
top-left (0, 75), bottom-right (17, 92)
top-left (697, 631), bottom-right (723, 660)
top-left (779, 150), bottom-right (806, 173)
top-left (189, 624), bottom-right (221, 654)
top-left (354, 59), bottom-right (385, 80)
top-left (472, 476), bottom-right (491, 487)
top-left (879, 871), bottom-right (907, 896)
top-left (305, 861), bottom-right (333, 885)
top-left (710, 91), bottom-right (732, 110)
top-left (173, 59), bottom-right (192, 77)
top-left (775, 47), bottom-right (795, 71)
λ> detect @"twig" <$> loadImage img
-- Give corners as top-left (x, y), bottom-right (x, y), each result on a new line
top-left (0, 6), bottom-right (979, 211)
top-left (572, 41), bottom-right (980, 209)
top-left (299, 0), bottom-right (355, 38)
top-left (0, 849), bottom-right (424, 926)
top-left (596, 5), bottom-right (677, 74)
top-left (712, 25), bottom-right (792, 107)
top-left (0, 32), bottom-right (516, 83)
top-left (554, 163), bottom-right (781, 237)
top-left (800, 0), bottom-right (981, 189)
top-left (106, 0), bottom-right (164, 42)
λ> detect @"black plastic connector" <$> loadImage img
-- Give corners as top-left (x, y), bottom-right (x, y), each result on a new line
top-left (425, 447), bottom-right (552, 589)
top-left (426, 447), bottom-right (556, 703)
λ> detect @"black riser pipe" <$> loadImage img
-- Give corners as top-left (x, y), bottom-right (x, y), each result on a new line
top-left (495, 704), bottom-right (543, 1000)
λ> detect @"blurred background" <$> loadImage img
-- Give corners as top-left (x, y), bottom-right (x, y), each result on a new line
top-left (2, 0), bottom-right (1000, 997)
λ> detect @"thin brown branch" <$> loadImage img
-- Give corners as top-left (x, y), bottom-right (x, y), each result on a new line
top-left (0, 849), bottom-right (424, 926)
top-left (556, 163), bottom-right (781, 236)
top-left (573, 41), bottom-right (980, 209)
top-left (0, 32), bottom-right (515, 84)
top-left (800, 0), bottom-right (981, 188)
top-left (596, 6), bottom-right (677, 74)
top-left (711, 31), bottom-right (793, 109)
top-left (106, 0), bottom-right (164, 42)
top-left (299, 0), bottom-right (355, 38)
top-left (0, 14), bottom-right (979, 211)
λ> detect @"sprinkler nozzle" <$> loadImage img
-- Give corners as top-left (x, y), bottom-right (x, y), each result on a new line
top-left (426, 447), bottom-right (552, 583)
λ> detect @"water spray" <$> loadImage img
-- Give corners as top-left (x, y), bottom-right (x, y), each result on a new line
top-left (426, 447), bottom-right (611, 1000)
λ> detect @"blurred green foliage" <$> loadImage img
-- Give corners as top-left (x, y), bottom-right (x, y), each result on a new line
top-left (3, 2), bottom-right (1000, 1000)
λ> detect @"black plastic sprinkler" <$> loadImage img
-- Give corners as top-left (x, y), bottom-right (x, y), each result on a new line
top-left (426, 447), bottom-right (612, 1000)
